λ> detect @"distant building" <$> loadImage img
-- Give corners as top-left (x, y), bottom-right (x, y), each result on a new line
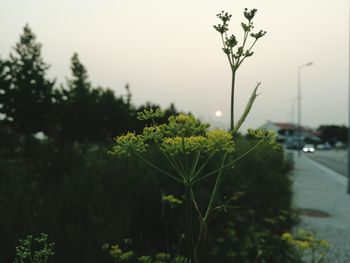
top-left (260, 121), bottom-right (320, 148)
top-left (260, 121), bottom-right (297, 143)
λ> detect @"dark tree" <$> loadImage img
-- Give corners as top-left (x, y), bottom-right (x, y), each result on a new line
top-left (318, 125), bottom-right (348, 145)
top-left (0, 25), bottom-right (54, 136)
top-left (0, 57), bottom-right (10, 120)
top-left (57, 53), bottom-right (134, 143)
top-left (59, 53), bottom-right (93, 142)
top-left (93, 87), bottom-right (135, 138)
top-left (67, 53), bottom-right (91, 98)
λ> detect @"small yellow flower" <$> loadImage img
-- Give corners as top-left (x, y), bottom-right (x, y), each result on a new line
top-left (297, 229), bottom-right (307, 238)
top-left (281, 232), bottom-right (293, 242)
top-left (319, 239), bottom-right (330, 249)
top-left (206, 130), bottom-right (235, 153)
top-left (109, 244), bottom-right (122, 258)
top-left (137, 108), bottom-right (165, 120)
top-left (142, 126), bottom-right (164, 142)
top-left (110, 132), bottom-right (147, 156)
top-left (162, 194), bottom-right (183, 205)
top-left (295, 240), bottom-right (310, 250)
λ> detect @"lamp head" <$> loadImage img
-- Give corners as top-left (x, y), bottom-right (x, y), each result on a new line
top-left (306, 61), bottom-right (313, 66)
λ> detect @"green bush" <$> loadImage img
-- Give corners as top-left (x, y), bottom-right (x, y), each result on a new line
top-left (0, 135), bottom-right (296, 263)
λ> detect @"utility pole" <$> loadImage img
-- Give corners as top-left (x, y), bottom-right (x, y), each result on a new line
top-left (297, 62), bottom-right (313, 157)
top-left (347, 0), bottom-right (350, 194)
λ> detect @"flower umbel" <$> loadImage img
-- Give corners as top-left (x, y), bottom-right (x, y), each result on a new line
top-left (110, 132), bottom-right (148, 157)
top-left (247, 128), bottom-right (280, 149)
top-left (137, 108), bottom-right (165, 121)
top-left (281, 229), bottom-right (330, 263)
top-left (206, 130), bottom-right (235, 153)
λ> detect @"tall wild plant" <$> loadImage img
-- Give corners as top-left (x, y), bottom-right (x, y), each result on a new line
top-left (110, 9), bottom-right (272, 263)
top-left (213, 9), bottom-right (266, 131)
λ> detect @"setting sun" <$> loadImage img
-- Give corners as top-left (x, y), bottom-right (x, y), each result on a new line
top-left (215, 110), bottom-right (222, 117)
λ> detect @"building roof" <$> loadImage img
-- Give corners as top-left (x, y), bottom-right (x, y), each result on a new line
top-left (273, 122), bottom-right (297, 130)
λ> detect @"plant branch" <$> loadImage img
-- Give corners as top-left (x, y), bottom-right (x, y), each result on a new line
top-left (133, 150), bottom-right (183, 183)
top-left (193, 140), bottom-right (263, 184)
top-left (203, 152), bottom-right (228, 221)
top-left (190, 150), bottom-right (201, 179)
top-left (238, 38), bottom-right (258, 67)
top-left (162, 150), bottom-right (185, 179)
top-left (191, 188), bottom-right (203, 220)
top-left (220, 34), bottom-right (233, 68)
top-left (191, 151), bottom-right (216, 182)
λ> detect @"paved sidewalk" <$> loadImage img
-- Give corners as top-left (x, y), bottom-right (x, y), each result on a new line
top-left (291, 154), bottom-right (350, 262)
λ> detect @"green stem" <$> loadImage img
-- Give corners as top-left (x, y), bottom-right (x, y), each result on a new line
top-left (230, 69), bottom-right (236, 131)
top-left (181, 136), bottom-right (190, 176)
top-left (193, 218), bottom-right (207, 263)
top-left (193, 140), bottom-right (263, 184)
top-left (133, 150), bottom-right (183, 183)
top-left (155, 139), bottom-right (185, 178)
top-left (191, 151), bottom-right (216, 182)
top-left (203, 153), bottom-right (228, 221)
top-left (162, 151), bottom-right (185, 179)
top-left (190, 150), bottom-right (201, 180)
top-left (241, 21), bottom-right (252, 53)
top-left (238, 38), bottom-right (258, 67)
top-left (185, 184), bottom-right (194, 262)
top-left (191, 188), bottom-right (203, 219)
top-left (221, 33), bottom-right (233, 68)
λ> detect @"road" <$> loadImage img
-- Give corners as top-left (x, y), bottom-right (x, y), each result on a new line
top-left (291, 154), bottom-right (350, 263)
top-left (304, 149), bottom-right (347, 177)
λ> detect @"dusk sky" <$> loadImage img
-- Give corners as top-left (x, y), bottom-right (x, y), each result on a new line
top-left (0, 0), bottom-right (348, 130)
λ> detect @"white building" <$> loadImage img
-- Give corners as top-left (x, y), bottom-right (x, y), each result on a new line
top-left (260, 121), bottom-right (320, 148)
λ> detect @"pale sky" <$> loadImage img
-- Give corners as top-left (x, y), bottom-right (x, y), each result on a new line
top-left (0, 0), bottom-right (349, 130)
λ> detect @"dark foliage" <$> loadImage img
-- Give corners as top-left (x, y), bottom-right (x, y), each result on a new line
top-left (317, 125), bottom-right (348, 146)
top-left (52, 53), bottom-right (135, 143)
top-left (0, 25), bottom-right (55, 136)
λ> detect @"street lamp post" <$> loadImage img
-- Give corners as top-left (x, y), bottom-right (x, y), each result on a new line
top-left (291, 97), bottom-right (297, 125)
top-left (348, 0), bottom-right (350, 194)
top-left (297, 62), bottom-right (313, 157)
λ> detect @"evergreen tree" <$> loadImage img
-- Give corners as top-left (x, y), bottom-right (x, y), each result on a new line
top-left (0, 57), bottom-right (10, 120)
top-left (56, 53), bottom-right (93, 142)
top-left (57, 53), bottom-right (136, 143)
top-left (318, 125), bottom-right (348, 145)
top-left (67, 53), bottom-right (91, 98)
top-left (0, 24), bottom-right (55, 136)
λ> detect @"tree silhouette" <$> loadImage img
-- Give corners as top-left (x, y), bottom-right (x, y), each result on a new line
top-left (0, 24), bottom-right (55, 136)
top-left (318, 125), bottom-right (348, 145)
top-left (0, 57), bottom-right (10, 120)
top-left (55, 53), bottom-right (94, 142)
top-left (57, 53), bottom-right (134, 143)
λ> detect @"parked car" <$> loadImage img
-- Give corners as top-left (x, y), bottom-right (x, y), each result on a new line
top-left (316, 143), bottom-right (332, 150)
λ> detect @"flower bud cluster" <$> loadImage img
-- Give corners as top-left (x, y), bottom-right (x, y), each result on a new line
top-left (165, 114), bottom-right (209, 137)
top-left (110, 132), bottom-right (147, 157)
top-left (281, 229), bottom-right (330, 258)
top-left (206, 130), bottom-right (235, 153)
top-left (213, 8), bottom-right (266, 68)
top-left (250, 30), bottom-right (267, 40)
top-left (111, 110), bottom-right (235, 158)
top-left (142, 126), bottom-right (165, 142)
top-left (213, 11), bottom-right (231, 34)
top-left (162, 194), bottom-right (183, 206)
top-left (225, 35), bottom-right (237, 48)
top-left (159, 130), bottom-right (235, 156)
top-left (243, 8), bottom-right (257, 22)
top-left (247, 128), bottom-right (280, 149)
top-left (137, 108), bottom-right (165, 121)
